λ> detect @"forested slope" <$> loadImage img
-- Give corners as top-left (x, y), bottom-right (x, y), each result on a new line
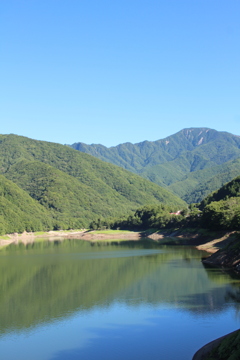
top-left (70, 128), bottom-right (240, 202)
top-left (200, 175), bottom-right (240, 208)
top-left (107, 176), bottom-right (240, 233)
top-left (0, 175), bottom-right (52, 233)
top-left (169, 158), bottom-right (240, 203)
top-left (0, 134), bottom-right (186, 233)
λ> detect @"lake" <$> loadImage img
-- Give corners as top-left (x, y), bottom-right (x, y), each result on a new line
top-left (0, 239), bottom-right (239, 360)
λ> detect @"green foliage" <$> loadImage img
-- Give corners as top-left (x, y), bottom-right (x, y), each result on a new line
top-left (0, 175), bottom-right (52, 234)
top-left (169, 158), bottom-right (240, 203)
top-left (4, 130), bottom-right (240, 234)
top-left (200, 175), bottom-right (240, 209)
top-left (201, 198), bottom-right (240, 230)
top-left (199, 176), bottom-right (240, 230)
top-left (0, 134), bottom-right (186, 234)
top-left (206, 330), bottom-right (240, 360)
top-left (108, 174), bottom-right (240, 232)
top-left (109, 204), bottom-right (189, 231)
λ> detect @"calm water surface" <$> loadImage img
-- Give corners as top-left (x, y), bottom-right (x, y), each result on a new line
top-left (0, 239), bottom-right (240, 360)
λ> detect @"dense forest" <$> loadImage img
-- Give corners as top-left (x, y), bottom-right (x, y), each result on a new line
top-left (0, 134), bottom-right (185, 234)
top-left (91, 176), bottom-right (240, 232)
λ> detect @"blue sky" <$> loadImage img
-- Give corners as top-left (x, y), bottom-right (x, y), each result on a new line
top-left (1, 0), bottom-right (239, 146)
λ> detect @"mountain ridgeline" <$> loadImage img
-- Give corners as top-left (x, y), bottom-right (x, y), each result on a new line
top-left (1, 128), bottom-right (240, 236)
top-left (0, 134), bottom-right (186, 234)
top-left (70, 128), bottom-right (240, 203)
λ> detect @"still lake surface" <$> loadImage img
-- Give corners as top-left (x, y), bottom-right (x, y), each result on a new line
top-left (0, 238), bottom-right (240, 360)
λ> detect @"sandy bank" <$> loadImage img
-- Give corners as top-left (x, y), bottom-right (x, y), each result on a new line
top-left (0, 229), bottom-right (142, 247)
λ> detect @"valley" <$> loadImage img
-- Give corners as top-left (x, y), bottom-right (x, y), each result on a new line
top-left (1, 128), bottom-right (240, 360)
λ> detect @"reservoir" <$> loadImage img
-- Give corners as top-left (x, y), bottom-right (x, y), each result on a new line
top-left (0, 239), bottom-right (239, 360)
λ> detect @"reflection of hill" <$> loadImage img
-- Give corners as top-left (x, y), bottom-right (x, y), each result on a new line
top-left (0, 240), bottom-right (238, 335)
top-left (120, 258), bottom-right (238, 314)
top-left (0, 240), bottom-right (173, 334)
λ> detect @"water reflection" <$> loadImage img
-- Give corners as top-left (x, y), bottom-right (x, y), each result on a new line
top-left (0, 239), bottom-right (239, 336)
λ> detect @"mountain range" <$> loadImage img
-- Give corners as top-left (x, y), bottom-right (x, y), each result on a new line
top-left (0, 134), bottom-right (185, 234)
top-left (1, 127), bottom-right (240, 235)
top-left (70, 128), bottom-right (240, 203)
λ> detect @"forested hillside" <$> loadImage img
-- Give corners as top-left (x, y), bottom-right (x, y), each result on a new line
top-left (106, 176), bottom-right (240, 233)
top-left (70, 128), bottom-right (240, 202)
top-left (169, 157), bottom-right (240, 203)
top-left (0, 134), bottom-right (186, 234)
top-left (0, 175), bottom-right (52, 234)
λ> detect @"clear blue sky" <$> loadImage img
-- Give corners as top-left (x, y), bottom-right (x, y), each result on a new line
top-left (1, 0), bottom-right (239, 146)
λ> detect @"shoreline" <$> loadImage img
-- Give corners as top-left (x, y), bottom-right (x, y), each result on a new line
top-left (0, 228), bottom-right (234, 253)
top-left (0, 229), bottom-right (142, 248)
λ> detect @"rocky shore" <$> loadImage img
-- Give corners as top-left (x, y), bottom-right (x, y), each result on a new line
top-left (192, 329), bottom-right (240, 360)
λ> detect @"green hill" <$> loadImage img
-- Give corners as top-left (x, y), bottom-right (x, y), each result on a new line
top-left (200, 175), bottom-right (240, 208)
top-left (198, 176), bottom-right (240, 230)
top-left (0, 174), bottom-right (52, 234)
top-left (0, 134), bottom-right (186, 233)
top-left (70, 128), bottom-right (240, 202)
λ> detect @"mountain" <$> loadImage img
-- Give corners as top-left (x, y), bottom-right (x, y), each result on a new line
top-left (0, 134), bottom-right (186, 233)
top-left (70, 128), bottom-right (240, 202)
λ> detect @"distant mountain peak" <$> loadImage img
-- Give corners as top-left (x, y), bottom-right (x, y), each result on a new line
top-left (70, 127), bottom-right (240, 203)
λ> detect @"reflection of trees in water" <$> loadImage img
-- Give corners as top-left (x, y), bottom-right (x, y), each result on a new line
top-left (225, 288), bottom-right (240, 319)
top-left (0, 239), bottom-right (238, 335)
top-left (202, 263), bottom-right (240, 317)
top-left (226, 289), bottom-right (240, 304)
top-left (202, 262), bottom-right (240, 285)
top-left (181, 288), bottom-right (233, 315)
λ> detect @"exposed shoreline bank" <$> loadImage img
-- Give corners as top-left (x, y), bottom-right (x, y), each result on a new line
top-left (0, 228), bottom-right (236, 253)
top-left (0, 229), bottom-right (142, 248)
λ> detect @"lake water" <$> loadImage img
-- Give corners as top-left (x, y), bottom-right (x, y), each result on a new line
top-left (0, 239), bottom-right (239, 360)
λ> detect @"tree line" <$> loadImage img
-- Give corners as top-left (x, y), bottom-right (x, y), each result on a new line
top-left (90, 197), bottom-right (240, 232)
